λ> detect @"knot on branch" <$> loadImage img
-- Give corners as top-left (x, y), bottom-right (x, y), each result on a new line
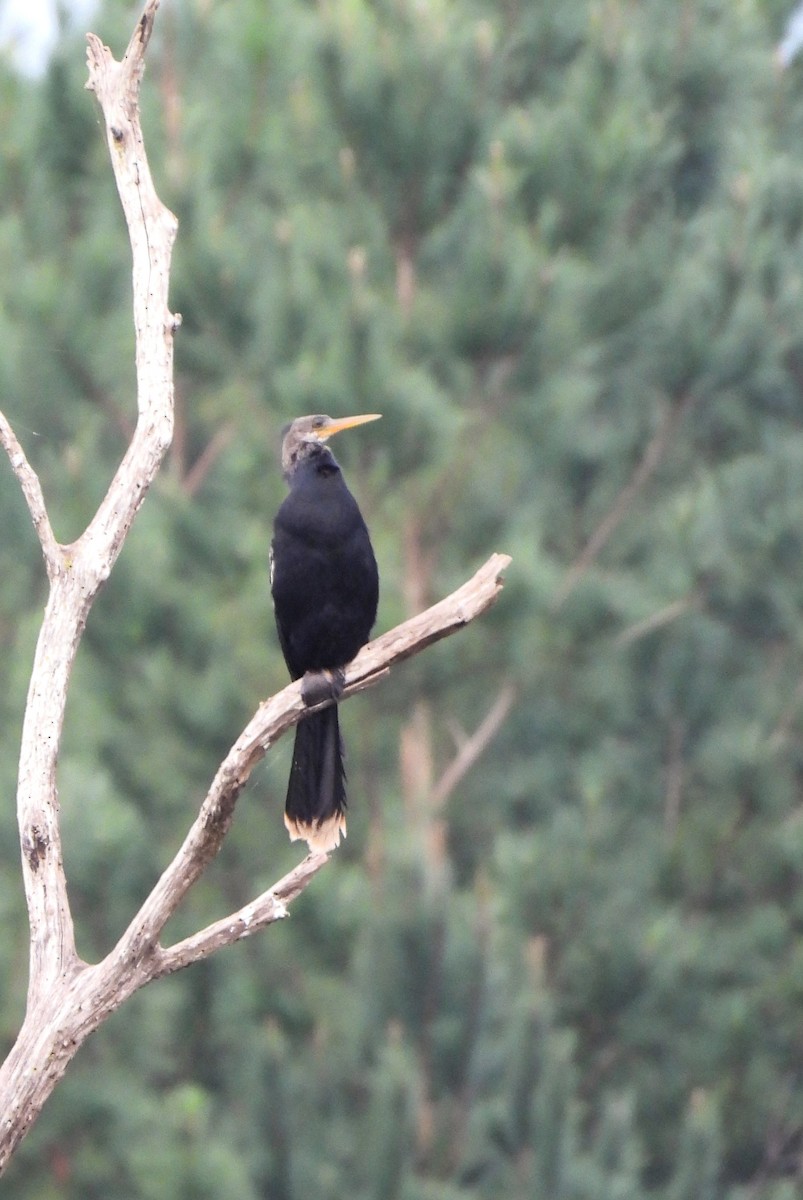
top-left (22, 825), bottom-right (48, 872)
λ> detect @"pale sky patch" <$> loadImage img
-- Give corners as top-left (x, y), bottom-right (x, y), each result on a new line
top-left (0, 0), bottom-right (97, 75)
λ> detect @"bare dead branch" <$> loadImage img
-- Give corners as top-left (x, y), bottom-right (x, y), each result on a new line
top-left (0, 551), bottom-right (511, 1175)
top-left (432, 682), bottom-right (516, 807)
top-left (0, 0), bottom-right (512, 1173)
top-left (183, 422), bottom-right (235, 496)
top-left (614, 593), bottom-right (698, 648)
top-left (553, 392), bottom-right (695, 610)
top-left (0, 411), bottom-right (61, 576)
top-left (116, 552), bottom-right (512, 960)
top-left (84, 1), bottom-right (180, 572)
top-left (154, 853), bottom-right (329, 978)
top-left (7, 0), bottom-right (180, 1026)
top-left (0, 0), bottom-right (181, 1169)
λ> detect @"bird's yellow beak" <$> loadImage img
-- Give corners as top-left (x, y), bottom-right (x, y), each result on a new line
top-left (317, 413), bottom-right (382, 441)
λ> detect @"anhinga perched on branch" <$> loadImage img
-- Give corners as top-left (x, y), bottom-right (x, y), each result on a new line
top-left (271, 414), bottom-right (381, 852)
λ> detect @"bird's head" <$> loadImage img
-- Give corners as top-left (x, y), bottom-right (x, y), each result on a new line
top-left (280, 413), bottom-right (381, 478)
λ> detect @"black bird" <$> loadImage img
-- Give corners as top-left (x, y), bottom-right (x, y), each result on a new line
top-left (271, 413), bottom-right (380, 852)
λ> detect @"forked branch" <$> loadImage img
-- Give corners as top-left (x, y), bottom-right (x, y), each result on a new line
top-left (117, 551), bottom-right (512, 966)
top-left (0, 414), bottom-right (60, 576)
top-left (0, 0), bottom-right (511, 1174)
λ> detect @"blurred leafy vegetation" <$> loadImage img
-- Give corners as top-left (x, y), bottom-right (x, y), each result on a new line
top-left (2, 0), bottom-right (803, 1195)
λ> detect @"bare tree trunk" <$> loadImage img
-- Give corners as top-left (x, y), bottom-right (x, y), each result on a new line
top-left (0, 1), bottom-right (511, 1172)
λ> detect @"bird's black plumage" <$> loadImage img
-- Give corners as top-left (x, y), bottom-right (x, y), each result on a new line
top-left (271, 414), bottom-right (379, 851)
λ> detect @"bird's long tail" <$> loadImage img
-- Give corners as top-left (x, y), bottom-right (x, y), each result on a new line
top-left (284, 706), bottom-right (347, 852)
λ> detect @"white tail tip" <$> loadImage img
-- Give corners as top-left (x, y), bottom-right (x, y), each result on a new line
top-left (284, 811), bottom-right (347, 853)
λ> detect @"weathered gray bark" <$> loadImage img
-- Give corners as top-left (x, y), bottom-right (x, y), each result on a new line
top-left (0, 0), bottom-right (511, 1174)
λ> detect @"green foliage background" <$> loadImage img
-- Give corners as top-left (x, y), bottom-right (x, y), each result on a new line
top-left (2, 0), bottom-right (803, 1195)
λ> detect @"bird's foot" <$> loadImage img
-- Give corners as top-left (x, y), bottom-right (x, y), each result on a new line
top-left (301, 667), bottom-right (346, 707)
